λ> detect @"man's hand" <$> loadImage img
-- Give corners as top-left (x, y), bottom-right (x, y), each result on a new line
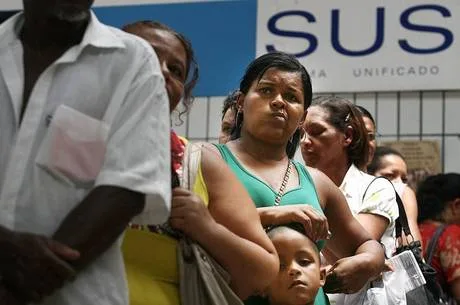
top-left (0, 283), bottom-right (23, 305)
top-left (0, 231), bottom-right (80, 303)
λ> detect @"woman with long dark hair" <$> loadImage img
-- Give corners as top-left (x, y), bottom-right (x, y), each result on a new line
top-left (214, 52), bottom-right (385, 305)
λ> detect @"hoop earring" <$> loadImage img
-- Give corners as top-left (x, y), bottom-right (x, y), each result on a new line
top-left (235, 110), bottom-right (243, 129)
top-left (289, 128), bottom-right (301, 144)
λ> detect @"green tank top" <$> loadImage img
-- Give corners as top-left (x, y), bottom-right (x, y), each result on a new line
top-left (215, 144), bottom-right (329, 305)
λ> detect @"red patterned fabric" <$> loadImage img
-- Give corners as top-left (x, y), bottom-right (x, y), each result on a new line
top-left (130, 131), bottom-right (185, 233)
top-left (420, 222), bottom-right (460, 285)
top-left (170, 130), bottom-right (185, 174)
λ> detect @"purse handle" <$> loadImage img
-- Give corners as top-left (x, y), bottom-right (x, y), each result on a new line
top-left (362, 176), bottom-right (411, 240)
top-left (425, 224), bottom-right (447, 265)
top-left (180, 142), bottom-right (202, 191)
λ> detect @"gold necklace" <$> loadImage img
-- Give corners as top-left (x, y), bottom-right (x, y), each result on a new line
top-left (274, 160), bottom-right (292, 206)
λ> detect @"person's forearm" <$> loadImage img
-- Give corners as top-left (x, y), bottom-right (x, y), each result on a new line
top-left (257, 207), bottom-right (277, 227)
top-left (408, 219), bottom-right (422, 244)
top-left (194, 222), bottom-right (278, 299)
top-left (354, 239), bottom-right (385, 278)
top-left (53, 185), bottom-right (145, 270)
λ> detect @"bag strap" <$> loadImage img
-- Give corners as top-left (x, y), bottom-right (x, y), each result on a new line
top-left (425, 224), bottom-right (448, 265)
top-left (362, 176), bottom-right (411, 239)
top-left (180, 142), bottom-right (202, 190)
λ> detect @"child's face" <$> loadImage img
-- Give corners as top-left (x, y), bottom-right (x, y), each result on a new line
top-left (267, 229), bottom-right (325, 305)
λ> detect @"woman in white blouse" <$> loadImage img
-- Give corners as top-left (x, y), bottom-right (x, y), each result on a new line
top-left (301, 96), bottom-right (399, 305)
top-left (367, 146), bottom-right (422, 243)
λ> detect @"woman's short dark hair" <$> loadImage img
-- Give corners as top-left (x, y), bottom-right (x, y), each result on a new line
top-left (356, 105), bottom-right (376, 127)
top-left (122, 21), bottom-right (199, 111)
top-left (221, 90), bottom-right (239, 120)
top-left (416, 173), bottom-right (460, 222)
top-left (231, 52), bottom-right (312, 159)
top-left (311, 96), bottom-right (370, 169)
top-left (367, 146), bottom-right (405, 175)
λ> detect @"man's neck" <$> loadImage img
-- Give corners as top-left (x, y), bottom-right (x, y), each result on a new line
top-left (20, 12), bottom-right (89, 50)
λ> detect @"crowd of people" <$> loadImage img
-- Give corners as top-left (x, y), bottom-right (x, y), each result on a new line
top-left (0, 2), bottom-right (458, 305)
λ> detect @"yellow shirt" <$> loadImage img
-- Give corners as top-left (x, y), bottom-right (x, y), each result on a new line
top-left (122, 146), bottom-right (208, 305)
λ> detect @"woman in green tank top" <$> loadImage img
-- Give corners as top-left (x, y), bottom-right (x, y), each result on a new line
top-left (212, 52), bottom-right (386, 305)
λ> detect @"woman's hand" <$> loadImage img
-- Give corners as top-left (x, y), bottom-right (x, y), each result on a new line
top-left (258, 204), bottom-right (329, 241)
top-left (323, 253), bottom-right (383, 294)
top-left (169, 187), bottom-right (216, 242)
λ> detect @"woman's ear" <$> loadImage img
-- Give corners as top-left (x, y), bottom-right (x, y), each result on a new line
top-left (319, 266), bottom-right (327, 287)
top-left (236, 92), bottom-right (245, 112)
top-left (343, 125), bottom-right (353, 147)
top-left (299, 110), bottom-right (308, 127)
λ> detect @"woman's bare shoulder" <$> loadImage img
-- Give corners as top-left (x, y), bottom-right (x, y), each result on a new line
top-left (304, 166), bottom-right (334, 189)
top-left (192, 142), bottom-right (230, 181)
top-left (299, 165), bottom-right (337, 208)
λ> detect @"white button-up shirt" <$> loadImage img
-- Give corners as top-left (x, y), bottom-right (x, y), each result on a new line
top-left (329, 164), bottom-right (399, 305)
top-left (339, 164), bottom-right (399, 257)
top-left (0, 12), bottom-right (171, 305)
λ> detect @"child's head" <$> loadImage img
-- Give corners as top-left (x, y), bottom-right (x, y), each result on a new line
top-left (265, 223), bottom-right (325, 305)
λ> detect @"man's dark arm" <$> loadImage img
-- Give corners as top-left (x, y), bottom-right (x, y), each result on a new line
top-left (53, 185), bottom-right (145, 270)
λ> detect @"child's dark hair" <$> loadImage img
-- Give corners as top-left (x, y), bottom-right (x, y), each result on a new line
top-left (266, 222), bottom-right (306, 237)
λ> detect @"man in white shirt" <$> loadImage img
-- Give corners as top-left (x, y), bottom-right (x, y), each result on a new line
top-left (0, 1), bottom-right (171, 304)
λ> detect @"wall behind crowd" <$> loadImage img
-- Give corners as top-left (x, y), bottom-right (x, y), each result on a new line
top-left (173, 91), bottom-right (460, 173)
top-left (1, 0), bottom-right (459, 172)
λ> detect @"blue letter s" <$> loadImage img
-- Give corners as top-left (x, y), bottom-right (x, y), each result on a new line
top-left (399, 5), bottom-right (453, 54)
top-left (266, 10), bottom-right (318, 58)
top-left (331, 7), bottom-right (385, 57)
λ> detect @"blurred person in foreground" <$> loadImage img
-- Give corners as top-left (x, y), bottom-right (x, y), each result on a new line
top-left (0, 1), bottom-right (171, 304)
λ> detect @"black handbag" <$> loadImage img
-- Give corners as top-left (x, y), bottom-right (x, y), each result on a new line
top-left (365, 177), bottom-right (454, 305)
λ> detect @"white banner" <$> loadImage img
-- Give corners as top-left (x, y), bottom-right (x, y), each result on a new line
top-left (257, 0), bottom-right (460, 92)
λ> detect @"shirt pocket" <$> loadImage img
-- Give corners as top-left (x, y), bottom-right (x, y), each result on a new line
top-left (36, 105), bottom-right (109, 188)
